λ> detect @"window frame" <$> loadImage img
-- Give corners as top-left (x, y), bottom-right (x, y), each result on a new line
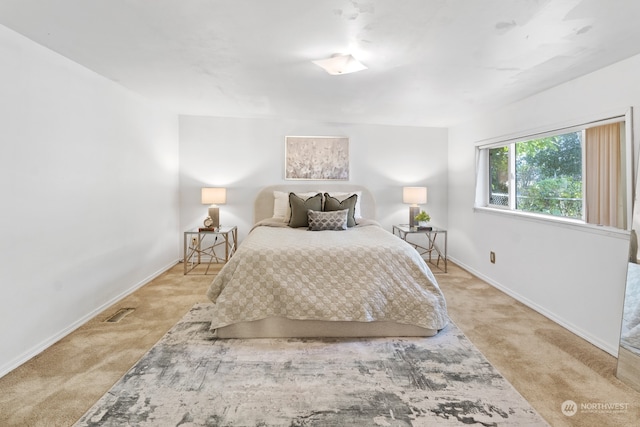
top-left (474, 108), bottom-right (633, 234)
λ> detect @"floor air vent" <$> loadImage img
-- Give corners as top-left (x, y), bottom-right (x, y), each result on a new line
top-left (104, 308), bottom-right (136, 323)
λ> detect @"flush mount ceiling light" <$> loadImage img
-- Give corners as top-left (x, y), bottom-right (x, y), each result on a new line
top-left (312, 53), bottom-right (367, 75)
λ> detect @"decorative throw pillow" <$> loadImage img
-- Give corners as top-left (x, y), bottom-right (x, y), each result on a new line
top-left (288, 192), bottom-right (323, 228)
top-left (324, 193), bottom-right (357, 227)
top-left (325, 191), bottom-right (363, 219)
top-left (308, 209), bottom-right (349, 231)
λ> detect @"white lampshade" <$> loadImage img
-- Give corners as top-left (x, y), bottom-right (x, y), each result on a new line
top-left (403, 187), bottom-right (427, 206)
top-left (201, 187), bottom-right (226, 205)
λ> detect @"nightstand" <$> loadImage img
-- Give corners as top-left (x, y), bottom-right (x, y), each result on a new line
top-left (393, 224), bottom-right (447, 273)
top-left (183, 226), bottom-right (237, 275)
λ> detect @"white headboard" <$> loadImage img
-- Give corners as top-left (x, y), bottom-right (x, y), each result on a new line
top-left (254, 184), bottom-right (376, 224)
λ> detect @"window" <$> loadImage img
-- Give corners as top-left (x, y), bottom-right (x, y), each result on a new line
top-left (477, 114), bottom-right (630, 230)
top-left (515, 133), bottom-right (582, 219)
top-left (507, 131), bottom-right (583, 219)
top-left (489, 146), bottom-right (508, 207)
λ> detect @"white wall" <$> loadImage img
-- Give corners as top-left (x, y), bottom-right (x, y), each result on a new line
top-left (179, 116), bottom-right (448, 243)
top-left (448, 54), bottom-right (640, 355)
top-left (0, 25), bottom-right (180, 377)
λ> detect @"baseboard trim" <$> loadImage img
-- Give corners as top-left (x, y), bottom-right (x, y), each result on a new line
top-left (0, 259), bottom-right (179, 379)
top-left (448, 256), bottom-right (619, 357)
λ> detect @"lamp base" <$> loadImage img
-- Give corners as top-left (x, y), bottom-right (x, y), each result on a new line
top-left (409, 206), bottom-right (419, 228)
top-left (207, 206), bottom-right (220, 229)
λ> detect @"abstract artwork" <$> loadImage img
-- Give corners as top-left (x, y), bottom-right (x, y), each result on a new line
top-left (285, 136), bottom-right (349, 180)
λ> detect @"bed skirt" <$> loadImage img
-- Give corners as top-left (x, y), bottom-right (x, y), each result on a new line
top-left (216, 317), bottom-right (438, 338)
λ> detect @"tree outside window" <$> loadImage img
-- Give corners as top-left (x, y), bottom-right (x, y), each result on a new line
top-left (515, 132), bottom-right (582, 218)
top-left (489, 146), bottom-right (508, 206)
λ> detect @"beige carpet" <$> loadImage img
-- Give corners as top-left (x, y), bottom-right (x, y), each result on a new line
top-left (0, 261), bottom-right (638, 426)
top-left (441, 263), bottom-right (640, 426)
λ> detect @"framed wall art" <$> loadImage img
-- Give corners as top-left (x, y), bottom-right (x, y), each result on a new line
top-left (285, 136), bottom-right (349, 180)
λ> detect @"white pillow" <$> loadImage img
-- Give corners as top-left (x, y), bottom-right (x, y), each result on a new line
top-left (273, 191), bottom-right (321, 222)
top-left (325, 191), bottom-right (363, 219)
top-left (272, 191), bottom-right (289, 219)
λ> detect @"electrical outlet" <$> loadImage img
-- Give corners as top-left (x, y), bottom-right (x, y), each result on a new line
top-left (490, 251), bottom-right (496, 264)
top-left (191, 237), bottom-right (198, 247)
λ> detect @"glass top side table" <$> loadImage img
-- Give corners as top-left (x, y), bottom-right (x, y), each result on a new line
top-left (183, 226), bottom-right (237, 275)
top-left (392, 224), bottom-right (447, 273)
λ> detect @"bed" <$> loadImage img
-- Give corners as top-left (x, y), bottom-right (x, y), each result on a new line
top-left (621, 262), bottom-right (640, 355)
top-left (206, 185), bottom-right (448, 338)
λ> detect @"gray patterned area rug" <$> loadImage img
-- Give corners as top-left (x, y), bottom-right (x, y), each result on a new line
top-left (75, 304), bottom-right (548, 426)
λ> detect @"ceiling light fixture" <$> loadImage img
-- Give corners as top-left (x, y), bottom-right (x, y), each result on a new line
top-left (312, 53), bottom-right (367, 75)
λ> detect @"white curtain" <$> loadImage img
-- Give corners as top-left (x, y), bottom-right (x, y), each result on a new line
top-left (475, 148), bottom-right (489, 207)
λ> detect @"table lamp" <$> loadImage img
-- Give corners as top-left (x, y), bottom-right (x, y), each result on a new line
top-left (403, 186), bottom-right (427, 228)
top-left (201, 187), bottom-right (226, 229)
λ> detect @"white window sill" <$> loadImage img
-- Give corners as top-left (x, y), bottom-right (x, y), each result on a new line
top-left (473, 206), bottom-right (630, 239)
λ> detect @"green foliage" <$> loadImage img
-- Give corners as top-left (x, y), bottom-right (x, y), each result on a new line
top-left (517, 178), bottom-right (582, 218)
top-left (516, 132), bottom-right (582, 218)
top-left (489, 146), bottom-right (508, 194)
top-left (414, 210), bottom-right (431, 222)
top-left (489, 132), bottom-right (583, 218)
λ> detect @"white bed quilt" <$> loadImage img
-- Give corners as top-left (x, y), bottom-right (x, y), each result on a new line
top-left (206, 222), bottom-right (448, 331)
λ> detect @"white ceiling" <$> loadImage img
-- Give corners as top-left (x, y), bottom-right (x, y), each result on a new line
top-left (2, 0), bottom-right (640, 127)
